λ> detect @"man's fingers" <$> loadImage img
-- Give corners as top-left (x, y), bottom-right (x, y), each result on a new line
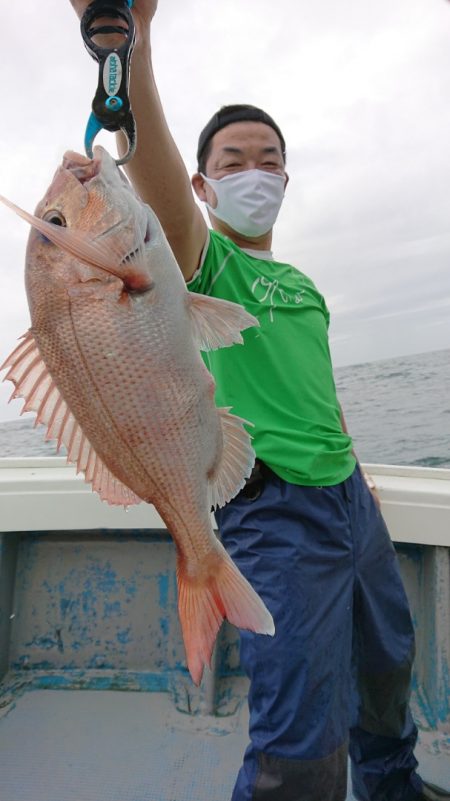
top-left (68, 1), bottom-right (158, 41)
top-left (68, 0), bottom-right (90, 20)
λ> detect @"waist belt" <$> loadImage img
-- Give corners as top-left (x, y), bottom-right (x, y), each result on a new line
top-left (241, 459), bottom-right (272, 501)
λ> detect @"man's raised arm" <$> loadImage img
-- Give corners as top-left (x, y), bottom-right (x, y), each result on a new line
top-left (69, 0), bottom-right (207, 281)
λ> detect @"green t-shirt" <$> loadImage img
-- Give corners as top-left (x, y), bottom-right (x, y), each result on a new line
top-left (188, 230), bottom-right (356, 486)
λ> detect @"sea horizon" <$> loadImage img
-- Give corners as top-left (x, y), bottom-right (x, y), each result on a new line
top-left (1, 346), bottom-right (449, 469)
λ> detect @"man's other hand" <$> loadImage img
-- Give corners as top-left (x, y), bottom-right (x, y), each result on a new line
top-left (68, 0), bottom-right (158, 44)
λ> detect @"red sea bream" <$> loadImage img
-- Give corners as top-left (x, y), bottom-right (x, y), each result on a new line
top-left (0, 146), bottom-right (274, 684)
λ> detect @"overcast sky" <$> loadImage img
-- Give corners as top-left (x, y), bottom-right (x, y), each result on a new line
top-left (1, 0), bottom-right (449, 421)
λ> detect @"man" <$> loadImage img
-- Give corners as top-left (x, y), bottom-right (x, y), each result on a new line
top-left (70, 3), bottom-right (450, 800)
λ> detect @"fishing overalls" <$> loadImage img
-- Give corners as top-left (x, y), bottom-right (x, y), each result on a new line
top-left (215, 462), bottom-right (423, 801)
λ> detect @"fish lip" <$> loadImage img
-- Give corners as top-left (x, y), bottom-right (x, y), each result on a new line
top-left (56, 146), bottom-right (153, 292)
top-left (61, 146), bottom-right (133, 205)
top-left (62, 150), bottom-right (101, 186)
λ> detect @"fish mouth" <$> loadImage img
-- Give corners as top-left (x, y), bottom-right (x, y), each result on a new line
top-left (60, 146), bottom-right (152, 271)
top-left (0, 145), bottom-right (153, 294)
top-left (62, 150), bottom-right (101, 185)
top-left (61, 145), bottom-right (131, 190)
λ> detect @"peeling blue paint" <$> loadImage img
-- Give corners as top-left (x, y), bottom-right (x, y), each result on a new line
top-left (439, 662), bottom-right (450, 723)
top-left (2, 527), bottom-right (449, 772)
top-left (116, 628), bottom-right (132, 645)
top-left (0, 669), bottom-right (169, 699)
top-left (157, 573), bottom-right (169, 610)
top-left (86, 656), bottom-right (115, 670)
top-left (59, 598), bottom-right (73, 619)
top-left (85, 596), bottom-right (99, 618)
top-left (103, 601), bottom-right (122, 619)
top-left (87, 561), bottom-right (118, 594)
top-left (24, 636), bottom-right (59, 651)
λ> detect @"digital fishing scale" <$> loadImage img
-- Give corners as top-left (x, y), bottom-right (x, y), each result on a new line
top-left (80, 0), bottom-right (136, 165)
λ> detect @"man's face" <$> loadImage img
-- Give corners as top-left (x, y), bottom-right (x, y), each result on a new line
top-left (198, 121), bottom-right (287, 210)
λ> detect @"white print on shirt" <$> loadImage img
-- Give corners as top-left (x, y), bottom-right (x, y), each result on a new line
top-left (251, 277), bottom-right (304, 322)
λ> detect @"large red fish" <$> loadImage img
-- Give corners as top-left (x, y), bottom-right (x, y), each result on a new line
top-left (0, 146), bottom-right (274, 684)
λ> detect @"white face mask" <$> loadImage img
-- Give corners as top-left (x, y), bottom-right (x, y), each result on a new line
top-left (201, 169), bottom-right (286, 237)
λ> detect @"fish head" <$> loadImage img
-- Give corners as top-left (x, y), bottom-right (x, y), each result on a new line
top-left (11, 146), bottom-right (178, 303)
top-left (33, 148), bottom-right (145, 246)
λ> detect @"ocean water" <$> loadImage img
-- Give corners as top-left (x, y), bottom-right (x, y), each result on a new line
top-left (0, 347), bottom-right (449, 468)
top-left (335, 347), bottom-right (450, 468)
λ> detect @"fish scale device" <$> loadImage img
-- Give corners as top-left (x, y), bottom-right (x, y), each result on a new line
top-left (81, 0), bottom-right (136, 165)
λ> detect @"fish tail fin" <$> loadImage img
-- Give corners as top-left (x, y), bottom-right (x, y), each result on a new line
top-left (177, 544), bottom-right (274, 685)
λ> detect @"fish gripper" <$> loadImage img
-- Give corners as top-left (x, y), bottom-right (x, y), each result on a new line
top-left (81, 0), bottom-right (136, 165)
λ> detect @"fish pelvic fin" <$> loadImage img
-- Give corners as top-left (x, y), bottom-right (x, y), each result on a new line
top-left (1, 331), bottom-right (142, 507)
top-left (208, 407), bottom-right (255, 509)
top-left (187, 292), bottom-right (259, 351)
top-left (177, 542), bottom-right (274, 686)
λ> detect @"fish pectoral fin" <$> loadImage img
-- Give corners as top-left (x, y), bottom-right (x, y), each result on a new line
top-left (1, 331), bottom-right (142, 508)
top-left (0, 193), bottom-right (152, 293)
top-left (187, 292), bottom-right (259, 351)
top-left (208, 407), bottom-right (255, 509)
top-left (0, 194), bottom-right (121, 275)
top-left (177, 543), bottom-right (274, 686)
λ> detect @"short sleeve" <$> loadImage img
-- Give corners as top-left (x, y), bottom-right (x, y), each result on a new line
top-left (186, 231), bottom-right (211, 294)
top-left (187, 230), bottom-right (238, 296)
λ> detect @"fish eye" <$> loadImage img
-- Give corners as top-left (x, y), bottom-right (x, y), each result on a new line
top-left (43, 210), bottom-right (67, 227)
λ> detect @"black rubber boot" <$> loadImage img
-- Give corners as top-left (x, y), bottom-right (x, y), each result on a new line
top-left (419, 780), bottom-right (450, 800)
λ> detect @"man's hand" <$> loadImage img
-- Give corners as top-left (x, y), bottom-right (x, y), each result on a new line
top-left (339, 405), bottom-right (381, 510)
top-left (362, 470), bottom-right (381, 509)
top-left (69, 0), bottom-right (206, 280)
top-left (68, 0), bottom-right (158, 44)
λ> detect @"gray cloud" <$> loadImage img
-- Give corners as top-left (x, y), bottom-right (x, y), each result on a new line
top-left (1, 0), bottom-right (450, 420)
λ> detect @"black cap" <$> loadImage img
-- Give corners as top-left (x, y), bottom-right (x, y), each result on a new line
top-left (197, 104), bottom-right (286, 168)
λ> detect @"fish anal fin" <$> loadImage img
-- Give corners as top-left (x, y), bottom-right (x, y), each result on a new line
top-left (1, 330), bottom-right (142, 508)
top-left (177, 544), bottom-right (274, 686)
top-left (187, 293), bottom-right (259, 351)
top-left (208, 407), bottom-right (255, 510)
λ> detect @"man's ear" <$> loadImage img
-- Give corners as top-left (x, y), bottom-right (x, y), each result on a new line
top-left (192, 172), bottom-right (207, 201)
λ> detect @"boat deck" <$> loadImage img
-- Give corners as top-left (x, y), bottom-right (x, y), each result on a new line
top-left (3, 683), bottom-right (450, 801)
top-left (1, 460), bottom-right (449, 800)
top-left (0, 687), bottom-right (361, 801)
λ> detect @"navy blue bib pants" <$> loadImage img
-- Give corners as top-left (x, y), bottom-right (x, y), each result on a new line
top-left (215, 465), bottom-right (424, 801)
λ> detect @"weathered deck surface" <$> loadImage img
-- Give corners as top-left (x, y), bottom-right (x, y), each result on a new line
top-left (0, 689), bottom-right (244, 801)
top-left (0, 688), bottom-right (359, 801)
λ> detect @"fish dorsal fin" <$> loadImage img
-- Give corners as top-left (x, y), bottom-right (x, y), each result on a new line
top-left (187, 293), bottom-right (259, 351)
top-left (208, 407), bottom-right (255, 510)
top-left (1, 332), bottom-right (142, 507)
